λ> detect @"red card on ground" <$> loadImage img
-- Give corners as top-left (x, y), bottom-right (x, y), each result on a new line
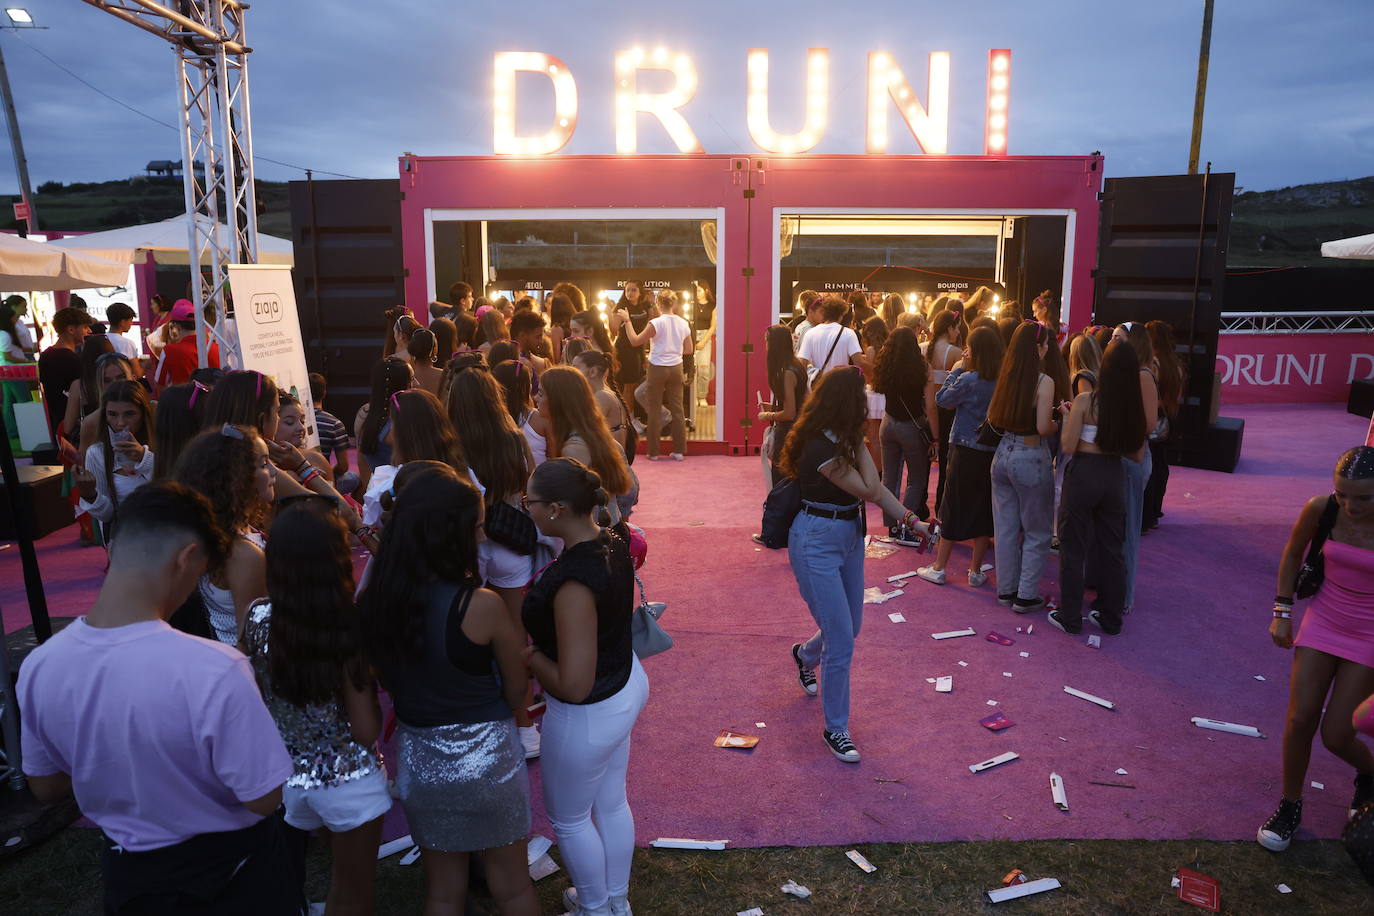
top-left (1177, 868), bottom-right (1220, 911)
top-left (714, 730), bottom-right (760, 749)
top-left (980, 711), bottom-right (1015, 731)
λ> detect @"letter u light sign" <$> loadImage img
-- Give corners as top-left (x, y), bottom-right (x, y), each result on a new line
top-left (492, 48), bottom-right (1012, 157)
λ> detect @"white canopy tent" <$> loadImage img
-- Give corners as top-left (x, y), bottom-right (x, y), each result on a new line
top-left (1320, 232), bottom-right (1374, 260)
top-left (46, 214), bottom-right (294, 266)
top-left (0, 231), bottom-right (130, 291)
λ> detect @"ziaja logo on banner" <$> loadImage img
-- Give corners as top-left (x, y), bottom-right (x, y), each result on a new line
top-left (1216, 352), bottom-right (1374, 387)
top-left (251, 293), bottom-right (283, 325)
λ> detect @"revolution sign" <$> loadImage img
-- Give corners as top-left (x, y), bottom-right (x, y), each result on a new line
top-left (492, 48), bottom-right (1011, 157)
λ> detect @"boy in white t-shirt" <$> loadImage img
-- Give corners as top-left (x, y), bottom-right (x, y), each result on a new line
top-left (797, 296), bottom-right (864, 377)
top-left (618, 290), bottom-right (692, 460)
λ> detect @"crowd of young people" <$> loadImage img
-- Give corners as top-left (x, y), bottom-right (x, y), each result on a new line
top-left (770, 287), bottom-right (1189, 761)
top-left (17, 280), bottom-right (662, 915)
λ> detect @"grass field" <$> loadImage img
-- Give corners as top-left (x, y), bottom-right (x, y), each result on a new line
top-left (1, 826), bottom-right (1368, 914)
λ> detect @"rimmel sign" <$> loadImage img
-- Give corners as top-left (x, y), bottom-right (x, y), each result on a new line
top-left (492, 48), bottom-right (1012, 156)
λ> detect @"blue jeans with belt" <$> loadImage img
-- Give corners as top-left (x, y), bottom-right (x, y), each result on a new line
top-left (990, 434), bottom-right (1054, 600)
top-left (789, 501), bottom-right (865, 734)
top-left (1122, 448), bottom-right (1152, 608)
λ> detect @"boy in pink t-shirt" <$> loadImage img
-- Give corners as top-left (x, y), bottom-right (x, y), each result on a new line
top-left (17, 482), bottom-right (299, 913)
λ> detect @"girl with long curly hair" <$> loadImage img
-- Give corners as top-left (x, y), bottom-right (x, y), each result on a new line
top-left (779, 367), bottom-right (920, 764)
top-left (360, 465), bottom-right (537, 915)
top-left (174, 425), bottom-right (276, 644)
top-left (241, 500), bottom-right (389, 914)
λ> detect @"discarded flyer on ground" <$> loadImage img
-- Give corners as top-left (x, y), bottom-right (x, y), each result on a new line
top-left (864, 541), bottom-right (898, 559)
top-left (1087, 635), bottom-right (1102, 649)
top-left (932, 627), bottom-right (977, 640)
top-left (1176, 868), bottom-right (1221, 911)
top-left (969, 751), bottom-right (1019, 773)
top-left (888, 611), bottom-right (907, 623)
top-left (1063, 685), bottom-right (1116, 709)
top-left (1277, 883), bottom-right (1292, 894)
top-left (377, 835), bottom-right (414, 860)
top-left (981, 710), bottom-right (1015, 731)
top-left (651, 838), bottom-right (728, 850)
top-left (887, 570), bottom-right (919, 583)
top-left (780, 880), bottom-right (812, 899)
top-left (845, 849), bottom-right (877, 873)
top-left (737, 909), bottom-right (765, 916)
top-left (714, 730), bottom-right (760, 749)
top-left (935, 676), bottom-right (953, 693)
top-left (988, 878), bottom-right (1060, 903)
top-left (1050, 772), bottom-right (1068, 811)
top-left (1002, 869), bottom-right (1027, 886)
top-left (1191, 717), bottom-right (1264, 738)
top-left (985, 631), bottom-right (1015, 646)
top-left (863, 586), bottom-right (903, 604)
top-left (527, 834), bottom-right (560, 881)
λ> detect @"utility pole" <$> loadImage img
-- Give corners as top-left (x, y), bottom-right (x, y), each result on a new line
top-left (0, 35), bottom-right (40, 232)
top-left (1187, 0), bottom-right (1215, 175)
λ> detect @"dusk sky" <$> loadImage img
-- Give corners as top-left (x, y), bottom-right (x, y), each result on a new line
top-left (3, 1), bottom-right (1370, 193)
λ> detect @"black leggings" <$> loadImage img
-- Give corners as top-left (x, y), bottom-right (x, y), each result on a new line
top-left (1143, 438), bottom-right (1169, 529)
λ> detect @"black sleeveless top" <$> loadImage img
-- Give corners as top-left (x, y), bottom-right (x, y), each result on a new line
top-left (522, 534), bottom-right (634, 705)
top-left (380, 581), bottom-right (510, 728)
top-left (795, 432), bottom-right (859, 508)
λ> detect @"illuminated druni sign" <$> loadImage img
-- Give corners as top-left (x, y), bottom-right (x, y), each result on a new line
top-left (493, 48), bottom-right (1011, 156)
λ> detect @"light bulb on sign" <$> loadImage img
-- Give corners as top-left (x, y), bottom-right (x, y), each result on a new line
top-left (866, 50), bottom-right (949, 154)
top-left (615, 48), bottom-right (702, 154)
top-left (746, 47), bottom-right (830, 155)
top-left (493, 51), bottom-right (578, 155)
top-left (984, 49), bottom-right (1011, 156)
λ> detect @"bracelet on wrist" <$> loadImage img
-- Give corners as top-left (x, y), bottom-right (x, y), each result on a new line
top-left (1273, 610), bottom-right (1292, 619)
top-left (1274, 595), bottom-right (1295, 607)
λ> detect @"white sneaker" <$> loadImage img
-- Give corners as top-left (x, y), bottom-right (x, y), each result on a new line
top-left (563, 887), bottom-right (629, 915)
top-left (669, 452), bottom-right (685, 461)
top-left (968, 571), bottom-right (988, 588)
top-left (520, 724), bottom-right (541, 760)
top-left (916, 565), bottom-right (946, 585)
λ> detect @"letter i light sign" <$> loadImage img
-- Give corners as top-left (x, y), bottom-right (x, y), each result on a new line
top-left (492, 48), bottom-right (1012, 157)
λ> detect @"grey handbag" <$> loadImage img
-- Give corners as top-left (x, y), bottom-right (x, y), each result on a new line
top-left (631, 570), bottom-right (672, 658)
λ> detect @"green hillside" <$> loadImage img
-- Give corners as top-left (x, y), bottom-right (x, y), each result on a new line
top-left (2, 176), bottom-right (293, 238)
top-left (6, 173), bottom-right (1372, 269)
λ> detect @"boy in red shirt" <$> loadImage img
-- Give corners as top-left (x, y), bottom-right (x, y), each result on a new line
top-left (153, 300), bottom-right (219, 394)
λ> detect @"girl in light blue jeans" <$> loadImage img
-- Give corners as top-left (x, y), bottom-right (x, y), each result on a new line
top-left (779, 367), bottom-right (918, 763)
top-left (985, 321), bottom-right (1059, 613)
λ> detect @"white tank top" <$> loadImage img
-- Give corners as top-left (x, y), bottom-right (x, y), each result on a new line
top-left (202, 530), bottom-right (266, 645)
top-left (520, 411), bottom-right (547, 466)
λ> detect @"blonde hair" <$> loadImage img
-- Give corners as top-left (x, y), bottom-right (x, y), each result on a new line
top-left (655, 289), bottom-right (679, 313)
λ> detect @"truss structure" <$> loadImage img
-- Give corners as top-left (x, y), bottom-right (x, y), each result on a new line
top-left (79, 1), bottom-right (259, 366)
top-left (1220, 310), bottom-right (1374, 335)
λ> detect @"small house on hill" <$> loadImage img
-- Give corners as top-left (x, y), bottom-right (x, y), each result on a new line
top-left (145, 160), bottom-right (181, 178)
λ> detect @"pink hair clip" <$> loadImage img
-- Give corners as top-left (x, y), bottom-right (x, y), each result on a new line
top-left (188, 380), bottom-right (209, 408)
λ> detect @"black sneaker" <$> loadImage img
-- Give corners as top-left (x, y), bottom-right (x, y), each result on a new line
top-left (791, 644), bottom-right (817, 696)
top-left (1352, 773), bottom-right (1374, 818)
top-left (1257, 797), bottom-right (1302, 851)
top-left (1047, 610), bottom-right (1082, 635)
top-left (1013, 596), bottom-right (1046, 614)
top-left (1088, 610), bottom-right (1122, 636)
top-left (997, 593), bottom-right (1016, 607)
top-left (824, 729), bottom-right (860, 763)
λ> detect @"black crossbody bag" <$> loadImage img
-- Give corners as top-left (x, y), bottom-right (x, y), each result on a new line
top-left (1295, 495), bottom-right (1340, 598)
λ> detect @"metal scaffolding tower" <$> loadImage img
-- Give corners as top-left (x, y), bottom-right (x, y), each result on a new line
top-left (79, 0), bottom-right (259, 366)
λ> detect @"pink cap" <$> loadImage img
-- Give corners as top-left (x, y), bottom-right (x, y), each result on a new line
top-left (169, 298), bottom-right (196, 321)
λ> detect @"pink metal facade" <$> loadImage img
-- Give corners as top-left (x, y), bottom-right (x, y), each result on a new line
top-left (398, 154), bottom-right (1104, 452)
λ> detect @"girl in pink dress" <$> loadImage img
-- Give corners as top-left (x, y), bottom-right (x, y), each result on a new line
top-left (1258, 447), bottom-right (1374, 852)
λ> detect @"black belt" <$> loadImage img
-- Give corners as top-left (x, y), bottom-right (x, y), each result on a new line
top-left (803, 503), bottom-right (861, 521)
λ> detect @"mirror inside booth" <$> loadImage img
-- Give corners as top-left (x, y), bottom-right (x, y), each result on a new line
top-left (430, 216), bottom-right (722, 442)
top-left (775, 213), bottom-right (1069, 328)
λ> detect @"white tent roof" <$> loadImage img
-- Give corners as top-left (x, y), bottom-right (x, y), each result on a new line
top-left (0, 231), bottom-right (131, 291)
top-left (47, 214), bottom-right (294, 266)
top-left (1320, 232), bottom-right (1374, 260)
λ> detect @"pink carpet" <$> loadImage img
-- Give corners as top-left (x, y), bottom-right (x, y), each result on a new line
top-left (4, 404), bottom-right (1370, 846)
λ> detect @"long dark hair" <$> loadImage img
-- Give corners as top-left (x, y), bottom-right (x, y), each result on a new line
top-left (1095, 341), bottom-right (1147, 457)
top-left (541, 366), bottom-right (632, 495)
top-left (926, 309), bottom-right (964, 360)
top-left (452, 312), bottom-right (478, 349)
top-left (987, 321), bottom-right (1050, 432)
top-left (872, 327), bottom-right (928, 396)
top-left (571, 310), bottom-right (617, 370)
top-left (966, 325), bottom-right (1006, 381)
top-left (548, 293), bottom-right (576, 331)
top-left (779, 367), bottom-right (867, 479)
top-left (765, 324), bottom-right (805, 402)
top-left (880, 294), bottom-right (905, 330)
top-left (359, 357), bottom-right (412, 455)
top-left (154, 382), bottom-right (208, 479)
top-left (1117, 322), bottom-right (1153, 368)
top-left (1042, 334), bottom-right (1071, 404)
top-left (0, 304), bottom-right (17, 340)
top-left (447, 367), bottom-right (531, 502)
top-left (390, 388), bottom-right (467, 472)
top-left (174, 426), bottom-right (266, 539)
top-left (551, 282), bottom-right (588, 313)
top-left (491, 358), bottom-right (533, 421)
top-left (78, 336), bottom-right (115, 410)
top-left (203, 369), bottom-right (278, 435)
top-left (429, 317), bottom-right (457, 364)
top-left (265, 503), bottom-right (367, 707)
top-left (1147, 320), bottom-right (1182, 418)
top-left (98, 379), bottom-right (155, 534)
top-left (360, 466), bottom-right (482, 667)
